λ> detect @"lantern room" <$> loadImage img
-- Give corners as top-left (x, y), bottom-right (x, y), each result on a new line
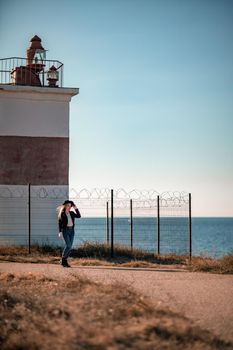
top-left (0, 35), bottom-right (63, 87)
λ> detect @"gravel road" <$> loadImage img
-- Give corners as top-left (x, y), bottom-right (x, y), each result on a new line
top-left (0, 262), bottom-right (232, 342)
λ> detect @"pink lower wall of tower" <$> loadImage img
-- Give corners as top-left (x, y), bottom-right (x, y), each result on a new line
top-left (0, 136), bottom-right (69, 185)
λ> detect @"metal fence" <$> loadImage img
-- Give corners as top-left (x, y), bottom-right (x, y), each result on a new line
top-left (0, 185), bottom-right (191, 257)
top-left (0, 57), bottom-right (63, 87)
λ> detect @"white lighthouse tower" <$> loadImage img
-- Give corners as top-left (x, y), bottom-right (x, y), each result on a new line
top-left (0, 35), bottom-right (79, 244)
top-left (0, 35), bottom-right (78, 186)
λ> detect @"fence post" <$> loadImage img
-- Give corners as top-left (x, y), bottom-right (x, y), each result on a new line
top-left (28, 183), bottom-right (31, 254)
top-left (157, 195), bottom-right (160, 256)
top-left (106, 201), bottom-right (109, 245)
top-left (130, 199), bottom-right (133, 251)
top-left (188, 193), bottom-right (192, 261)
top-left (110, 189), bottom-right (114, 258)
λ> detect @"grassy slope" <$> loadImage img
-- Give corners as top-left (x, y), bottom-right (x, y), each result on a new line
top-left (0, 271), bottom-right (232, 350)
top-left (0, 242), bottom-right (232, 274)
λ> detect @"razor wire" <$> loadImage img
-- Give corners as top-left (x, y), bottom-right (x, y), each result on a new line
top-left (0, 186), bottom-right (189, 209)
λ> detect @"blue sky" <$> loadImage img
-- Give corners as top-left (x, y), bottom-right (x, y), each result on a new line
top-left (1, 0), bottom-right (233, 216)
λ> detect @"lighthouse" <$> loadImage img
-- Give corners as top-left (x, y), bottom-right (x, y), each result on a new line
top-left (0, 35), bottom-right (79, 244)
top-left (0, 35), bottom-right (78, 186)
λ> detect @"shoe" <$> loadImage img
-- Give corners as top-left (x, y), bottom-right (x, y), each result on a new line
top-left (61, 258), bottom-right (71, 268)
top-left (65, 260), bottom-right (71, 268)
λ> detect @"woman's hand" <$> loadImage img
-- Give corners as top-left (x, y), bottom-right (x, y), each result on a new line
top-left (58, 232), bottom-right (63, 239)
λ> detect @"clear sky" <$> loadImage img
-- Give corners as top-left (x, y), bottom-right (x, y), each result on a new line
top-left (1, 0), bottom-right (233, 216)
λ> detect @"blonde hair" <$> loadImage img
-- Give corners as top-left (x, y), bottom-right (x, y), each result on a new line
top-left (57, 204), bottom-right (65, 219)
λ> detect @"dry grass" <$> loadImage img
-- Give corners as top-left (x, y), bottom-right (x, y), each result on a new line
top-left (0, 271), bottom-right (232, 350)
top-left (0, 245), bottom-right (61, 257)
top-left (0, 243), bottom-right (232, 274)
top-left (0, 242), bottom-right (186, 265)
top-left (188, 254), bottom-right (233, 274)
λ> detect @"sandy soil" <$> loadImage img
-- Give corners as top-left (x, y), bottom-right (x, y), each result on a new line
top-left (0, 261), bottom-right (232, 342)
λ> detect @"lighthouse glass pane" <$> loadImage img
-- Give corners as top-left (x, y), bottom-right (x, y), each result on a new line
top-left (34, 50), bottom-right (46, 63)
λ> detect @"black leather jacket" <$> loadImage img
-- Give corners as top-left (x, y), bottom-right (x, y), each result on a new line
top-left (58, 208), bottom-right (81, 232)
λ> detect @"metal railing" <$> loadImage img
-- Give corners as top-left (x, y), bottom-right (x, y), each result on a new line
top-left (0, 57), bottom-right (63, 87)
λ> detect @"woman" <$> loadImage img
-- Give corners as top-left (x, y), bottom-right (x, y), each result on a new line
top-left (58, 200), bottom-right (81, 267)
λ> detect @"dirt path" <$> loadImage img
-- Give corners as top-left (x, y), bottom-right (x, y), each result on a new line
top-left (0, 261), bottom-right (233, 342)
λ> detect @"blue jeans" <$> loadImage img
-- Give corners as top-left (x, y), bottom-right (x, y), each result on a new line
top-left (62, 227), bottom-right (75, 259)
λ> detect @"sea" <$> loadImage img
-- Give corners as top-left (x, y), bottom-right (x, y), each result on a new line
top-left (0, 217), bottom-right (232, 258)
top-left (73, 217), bottom-right (233, 258)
